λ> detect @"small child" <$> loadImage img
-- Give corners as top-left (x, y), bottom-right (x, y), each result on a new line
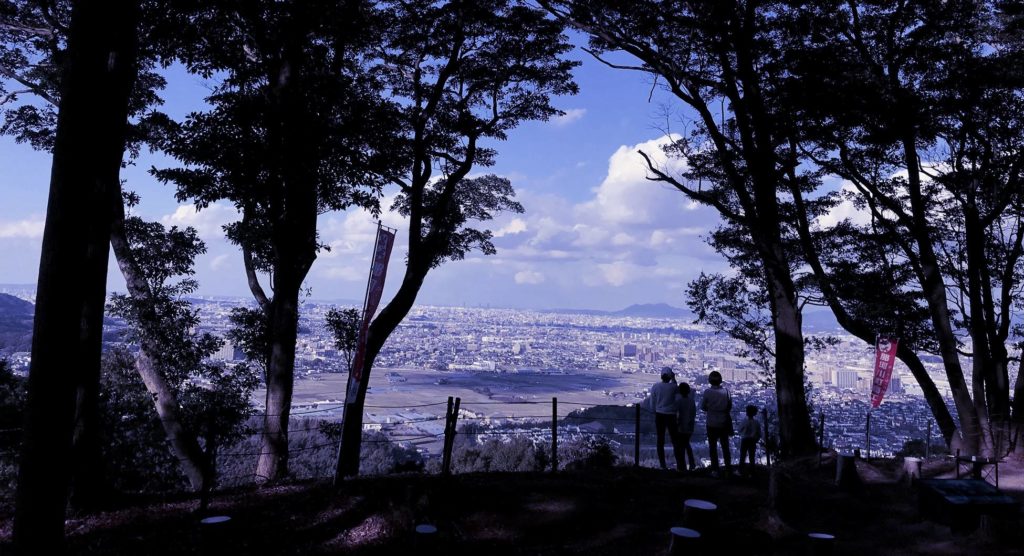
top-left (737, 405), bottom-right (762, 476)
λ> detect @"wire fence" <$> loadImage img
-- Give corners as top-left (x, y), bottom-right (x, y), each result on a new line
top-left (0, 394), bottom-right (945, 494)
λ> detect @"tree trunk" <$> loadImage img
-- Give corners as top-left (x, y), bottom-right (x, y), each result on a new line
top-left (110, 197), bottom-right (207, 491)
top-left (137, 350), bottom-right (207, 489)
top-left (337, 265), bottom-right (428, 479)
top-left (253, 23), bottom-right (319, 481)
top-left (787, 177), bottom-right (959, 445)
top-left (769, 282), bottom-right (816, 457)
top-left (1012, 356), bottom-right (1024, 458)
top-left (900, 137), bottom-right (981, 455)
top-left (255, 282), bottom-right (301, 481)
top-left (68, 224), bottom-right (111, 510)
top-left (13, 1), bottom-right (140, 552)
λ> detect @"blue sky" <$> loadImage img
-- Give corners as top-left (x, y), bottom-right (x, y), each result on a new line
top-left (0, 34), bottom-right (732, 311)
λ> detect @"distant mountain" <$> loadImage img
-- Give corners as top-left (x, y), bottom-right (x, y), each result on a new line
top-left (544, 302), bottom-right (693, 319)
top-left (0, 293), bottom-right (34, 354)
top-left (611, 303), bottom-right (692, 319)
top-left (802, 308), bottom-right (842, 332)
top-left (0, 293), bottom-right (33, 316)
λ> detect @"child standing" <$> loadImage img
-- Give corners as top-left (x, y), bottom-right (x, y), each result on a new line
top-left (737, 405), bottom-right (762, 476)
top-left (676, 383), bottom-right (697, 471)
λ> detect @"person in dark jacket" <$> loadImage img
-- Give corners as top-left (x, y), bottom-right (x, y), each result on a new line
top-left (700, 370), bottom-right (733, 477)
top-left (648, 367), bottom-right (682, 470)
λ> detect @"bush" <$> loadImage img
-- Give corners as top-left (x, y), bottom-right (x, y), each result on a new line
top-left (449, 435), bottom-right (547, 473)
top-left (559, 436), bottom-right (617, 470)
top-left (0, 358), bottom-right (25, 494)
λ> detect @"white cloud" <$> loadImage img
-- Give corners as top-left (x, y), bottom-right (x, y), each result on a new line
top-left (210, 254), bottom-right (232, 271)
top-left (597, 261), bottom-right (640, 287)
top-left (495, 218), bottom-right (528, 237)
top-left (514, 270), bottom-right (545, 285)
top-left (319, 266), bottom-right (365, 281)
top-left (551, 108), bottom-right (587, 127)
top-left (161, 203), bottom-right (239, 237)
top-left (0, 217), bottom-right (44, 239)
top-left (575, 135), bottom-right (692, 227)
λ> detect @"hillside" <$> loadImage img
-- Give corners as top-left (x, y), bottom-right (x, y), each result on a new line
top-left (0, 293), bottom-right (33, 354)
top-left (1, 455), bottom-right (1020, 555)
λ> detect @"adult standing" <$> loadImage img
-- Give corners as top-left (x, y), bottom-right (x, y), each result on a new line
top-left (650, 368), bottom-right (682, 470)
top-left (700, 370), bottom-right (733, 477)
top-left (676, 382), bottom-right (697, 470)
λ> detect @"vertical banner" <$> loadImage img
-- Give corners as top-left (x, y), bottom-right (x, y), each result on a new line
top-left (870, 335), bottom-right (899, 408)
top-left (347, 224), bottom-right (396, 401)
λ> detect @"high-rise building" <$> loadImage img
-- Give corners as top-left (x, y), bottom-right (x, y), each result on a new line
top-left (833, 369), bottom-right (859, 390)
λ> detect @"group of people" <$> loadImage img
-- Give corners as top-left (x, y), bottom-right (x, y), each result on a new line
top-left (647, 367), bottom-right (761, 477)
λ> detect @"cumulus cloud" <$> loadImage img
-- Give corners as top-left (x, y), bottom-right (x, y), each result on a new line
top-left (457, 134), bottom-right (729, 297)
top-left (161, 203), bottom-right (239, 237)
top-left (0, 217), bottom-right (44, 239)
top-left (514, 270), bottom-right (545, 285)
top-left (575, 135), bottom-right (692, 227)
top-left (550, 108), bottom-right (587, 127)
top-left (298, 134), bottom-right (728, 306)
top-left (495, 218), bottom-right (528, 237)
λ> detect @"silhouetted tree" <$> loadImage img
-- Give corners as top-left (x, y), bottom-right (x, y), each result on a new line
top-left (792, 0), bottom-right (1024, 456)
top-left (4, 0), bottom-right (141, 550)
top-left (335, 0), bottom-right (577, 477)
top-left (154, 0), bottom-right (394, 481)
top-left (542, 0), bottom-right (817, 456)
top-left (108, 194), bottom-right (259, 490)
top-left (325, 307), bottom-right (359, 374)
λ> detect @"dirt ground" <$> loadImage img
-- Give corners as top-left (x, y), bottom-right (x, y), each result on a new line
top-left (1, 455), bottom-right (1022, 555)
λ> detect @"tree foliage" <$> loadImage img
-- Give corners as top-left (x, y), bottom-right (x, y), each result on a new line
top-left (337, 0), bottom-right (577, 477)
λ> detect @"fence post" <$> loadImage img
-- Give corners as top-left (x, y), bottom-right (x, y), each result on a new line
top-left (441, 396), bottom-right (454, 476)
top-left (551, 397), bottom-right (558, 473)
top-left (817, 410), bottom-right (825, 468)
top-left (926, 420), bottom-right (932, 460)
top-left (865, 410), bottom-right (872, 461)
top-left (634, 404), bottom-right (641, 467)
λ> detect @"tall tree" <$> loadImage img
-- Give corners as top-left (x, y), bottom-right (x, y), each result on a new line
top-left (6, 0), bottom-right (141, 550)
top-left (542, 0), bottom-right (818, 456)
top-left (335, 0), bottom-right (577, 477)
top-left (793, 0), bottom-right (1024, 455)
top-left (154, 0), bottom-right (392, 480)
top-left (108, 194), bottom-right (260, 490)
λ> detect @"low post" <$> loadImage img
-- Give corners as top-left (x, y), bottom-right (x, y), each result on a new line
top-left (198, 515), bottom-right (232, 555)
top-left (865, 410), bottom-right (872, 461)
top-left (441, 396), bottom-right (454, 476)
top-left (926, 421), bottom-right (932, 460)
top-left (668, 527), bottom-right (700, 555)
top-left (817, 410), bottom-right (825, 468)
top-left (807, 532), bottom-right (835, 556)
top-left (683, 499), bottom-right (718, 537)
top-left (551, 397), bottom-right (558, 473)
top-left (835, 452), bottom-right (861, 492)
top-left (902, 457), bottom-right (922, 484)
top-left (634, 404), bottom-right (641, 468)
top-left (414, 523), bottom-right (439, 552)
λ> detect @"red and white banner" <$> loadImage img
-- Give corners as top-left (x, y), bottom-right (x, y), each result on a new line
top-left (347, 225), bottom-right (396, 400)
top-left (870, 336), bottom-right (899, 408)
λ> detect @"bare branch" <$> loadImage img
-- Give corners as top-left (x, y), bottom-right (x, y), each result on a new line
top-left (581, 47), bottom-right (649, 73)
top-left (637, 149), bottom-right (746, 225)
